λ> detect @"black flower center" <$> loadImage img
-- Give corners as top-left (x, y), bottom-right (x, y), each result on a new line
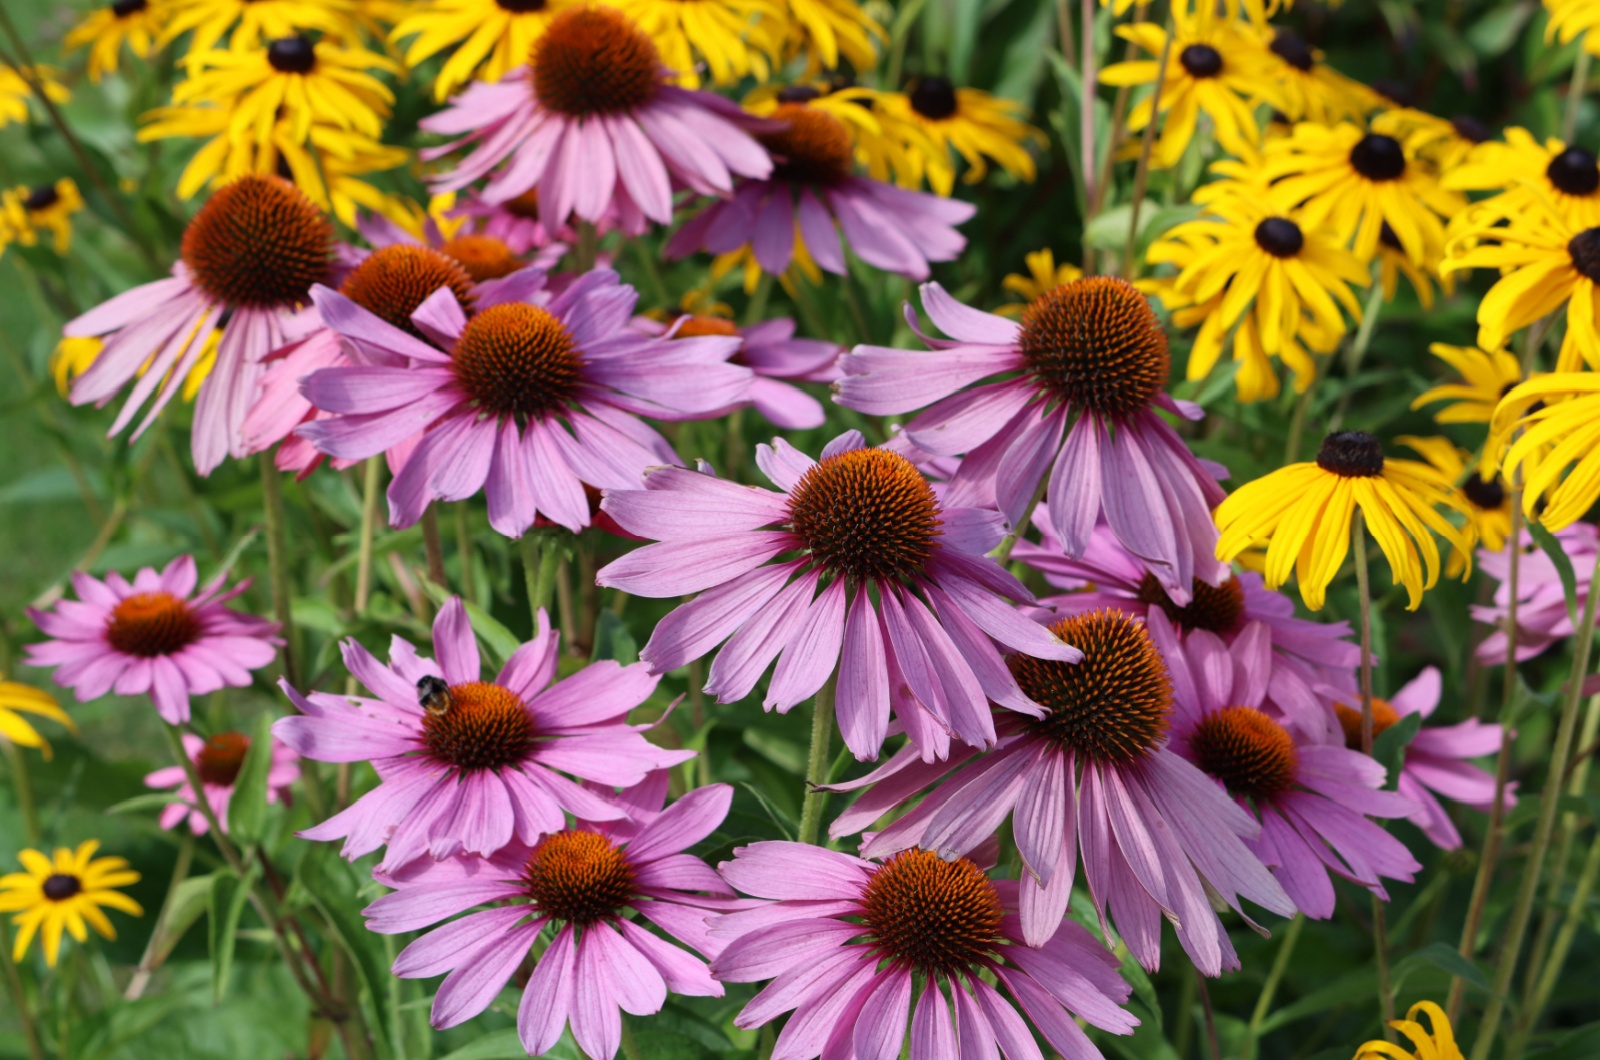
top-left (1549, 146), bottom-right (1600, 196)
top-left (1462, 474), bottom-right (1506, 511)
top-left (786, 448), bottom-right (942, 582)
top-left (1379, 221), bottom-right (1404, 251)
top-left (42, 875), bottom-right (82, 902)
top-left (1135, 573), bottom-right (1246, 635)
top-left (497, 0), bottom-right (546, 10)
top-left (522, 830), bottom-right (636, 925)
top-left (1189, 707), bottom-right (1298, 800)
top-left (1179, 43), bottom-right (1224, 79)
top-left (1569, 228), bottom-right (1600, 282)
top-left (1315, 430), bottom-right (1385, 478)
top-left (908, 75), bottom-right (958, 119)
top-left (106, 591), bottom-right (202, 657)
top-left (450, 303), bottom-right (583, 421)
top-left (1269, 31), bottom-right (1314, 72)
top-left (24, 185), bottom-right (60, 212)
top-left (1450, 115), bottom-right (1490, 144)
top-left (267, 36), bottom-right (316, 75)
top-left (1253, 217), bottom-right (1305, 258)
top-left (776, 84), bottom-right (823, 103)
top-left (859, 850), bottom-right (1003, 977)
top-left (1349, 134), bottom-right (1406, 181)
top-left (112, 0), bottom-right (148, 15)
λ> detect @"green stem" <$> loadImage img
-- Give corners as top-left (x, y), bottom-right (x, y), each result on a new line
top-left (620, 1020), bottom-right (646, 1060)
top-left (1243, 914), bottom-right (1304, 1057)
top-left (1121, 12), bottom-right (1174, 280)
top-left (1330, 278), bottom-right (1386, 431)
top-left (575, 222), bottom-right (599, 273)
top-left (164, 725), bottom-right (246, 876)
top-left (124, 835), bottom-right (194, 1000)
top-left (421, 506), bottom-right (447, 589)
top-left (1353, 515), bottom-right (1395, 1032)
top-left (455, 502), bottom-right (477, 602)
top-left (521, 533), bottom-right (561, 624)
top-left (4, 740), bottom-right (39, 844)
top-left (1564, 47), bottom-right (1592, 144)
top-left (259, 458), bottom-right (299, 687)
top-left (1511, 819), bottom-right (1600, 1060)
top-left (629, 238), bottom-right (672, 309)
top-left (1469, 546), bottom-right (1600, 1060)
top-left (1284, 372), bottom-right (1317, 465)
top-left (1078, 0), bottom-right (1099, 272)
top-left (1173, 966), bottom-right (1196, 1059)
top-left (353, 457), bottom-right (383, 615)
top-left (796, 673), bottom-right (838, 846)
top-left (0, 917), bottom-right (43, 1060)
top-left (744, 272), bottom-right (775, 328)
top-left (990, 473), bottom-right (1051, 564)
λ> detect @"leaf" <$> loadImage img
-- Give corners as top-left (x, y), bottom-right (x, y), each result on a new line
top-left (104, 791), bottom-right (186, 816)
top-left (1527, 521), bottom-right (1582, 630)
top-left (297, 846), bottom-right (397, 1056)
top-left (418, 577), bottom-right (522, 666)
top-left (1468, 2), bottom-right (1534, 56)
top-left (1391, 942), bottom-right (1493, 997)
top-left (143, 872), bottom-right (217, 971)
top-left (1258, 970), bottom-right (1381, 1034)
top-left (742, 728), bottom-right (807, 774)
top-left (208, 863), bottom-right (259, 1004)
top-left (227, 713), bottom-right (276, 845)
top-left (439, 1029), bottom-right (583, 1060)
top-left (591, 610), bottom-right (638, 663)
top-left (739, 781), bottom-right (796, 841)
top-left (1372, 711), bottom-right (1423, 790)
top-left (1529, 1022), bottom-right (1600, 1060)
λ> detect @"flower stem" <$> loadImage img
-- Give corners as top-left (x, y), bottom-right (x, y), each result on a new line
top-left (259, 457), bottom-right (299, 687)
top-left (1563, 47), bottom-right (1592, 144)
top-left (455, 502), bottom-right (476, 602)
top-left (521, 533), bottom-right (561, 625)
top-left (1243, 913), bottom-right (1304, 1057)
top-left (1353, 515), bottom-right (1395, 1032)
top-left (164, 725), bottom-right (245, 875)
top-left (354, 457), bottom-right (384, 615)
top-left (1122, 12), bottom-right (1174, 281)
top-left (1078, 0), bottom-right (1099, 272)
top-left (990, 473), bottom-right (1051, 565)
top-left (420, 507), bottom-right (447, 589)
top-left (797, 673), bottom-right (838, 846)
top-left (124, 835), bottom-right (194, 1000)
top-left (1329, 278), bottom-right (1386, 432)
top-left (4, 740), bottom-right (39, 844)
top-left (1468, 546), bottom-right (1600, 1060)
top-left (0, 917), bottom-right (43, 1060)
top-left (1511, 817), bottom-right (1600, 1060)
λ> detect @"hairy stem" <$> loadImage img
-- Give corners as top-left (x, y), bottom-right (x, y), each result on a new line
top-left (260, 459), bottom-right (299, 686)
top-left (797, 673), bottom-right (838, 846)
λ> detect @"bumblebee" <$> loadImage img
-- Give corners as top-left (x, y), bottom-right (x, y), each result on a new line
top-left (417, 675), bottom-right (453, 716)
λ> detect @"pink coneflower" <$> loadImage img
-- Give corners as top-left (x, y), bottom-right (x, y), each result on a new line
top-left (1151, 609), bottom-right (1421, 919)
top-left (25, 555), bottom-right (280, 726)
top-left (447, 188), bottom-right (575, 259)
top-left (666, 103), bottom-right (974, 281)
top-left (1331, 667), bottom-right (1512, 850)
top-left (422, 6), bottom-right (772, 236)
top-left (633, 314), bottom-right (841, 429)
top-left (344, 209), bottom-right (567, 280)
top-left (711, 842), bottom-right (1137, 1060)
top-left (837, 277), bottom-right (1229, 604)
top-left (144, 731), bottom-right (299, 835)
top-left (1015, 512), bottom-right (1361, 729)
top-left (64, 175), bottom-right (331, 474)
top-left (827, 609), bottom-right (1294, 974)
top-left (363, 783), bottom-right (734, 1059)
top-left (295, 267), bottom-right (750, 537)
top-left (1472, 521), bottom-right (1598, 663)
top-left (596, 430), bottom-right (1080, 762)
top-left (274, 597), bottom-right (692, 869)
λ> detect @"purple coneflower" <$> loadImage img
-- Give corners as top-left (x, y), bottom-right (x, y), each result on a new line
top-left (274, 598), bottom-right (692, 869)
top-left (422, 6), bottom-right (771, 235)
top-left (826, 608), bottom-right (1294, 974)
top-left (1472, 521), bottom-right (1598, 663)
top-left (144, 731), bottom-right (299, 835)
top-left (596, 430), bottom-right (1079, 762)
top-left (711, 842), bottom-right (1137, 1060)
top-left (447, 188), bottom-right (575, 259)
top-left (25, 555), bottom-right (280, 726)
top-left (1015, 512), bottom-right (1361, 729)
top-left (666, 103), bottom-right (974, 281)
top-left (364, 783), bottom-right (734, 1060)
top-left (294, 267), bottom-right (749, 537)
top-left (1331, 666), bottom-right (1512, 850)
top-left (64, 175), bottom-right (331, 474)
top-left (837, 277), bottom-right (1229, 604)
top-left (1152, 609), bottom-right (1421, 919)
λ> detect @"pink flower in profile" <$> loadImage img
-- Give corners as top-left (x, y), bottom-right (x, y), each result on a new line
top-left (64, 175), bottom-right (331, 474)
top-left (666, 103), bottom-right (973, 281)
top-left (711, 842), bottom-right (1137, 1060)
top-left (446, 189), bottom-right (573, 260)
top-left (826, 608), bottom-right (1294, 975)
top-left (1472, 522), bottom-right (1598, 663)
top-left (145, 731), bottom-right (300, 835)
top-left (274, 598), bottom-right (692, 869)
top-left (596, 430), bottom-right (1080, 763)
top-left (1330, 667), bottom-right (1513, 850)
top-left (25, 555), bottom-right (281, 726)
top-left (837, 276), bottom-right (1229, 605)
top-left (1016, 513), bottom-right (1361, 729)
top-left (363, 783), bottom-right (734, 1060)
top-left (633, 313), bottom-right (841, 429)
top-left (1150, 609), bottom-right (1421, 919)
top-left (295, 267), bottom-right (749, 537)
top-left (422, 6), bottom-right (771, 236)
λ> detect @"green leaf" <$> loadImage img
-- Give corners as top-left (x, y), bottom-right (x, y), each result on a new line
top-left (1529, 1022), bottom-right (1600, 1060)
top-left (143, 872), bottom-right (218, 972)
top-left (739, 781), bottom-right (796, 841)
top-left (742, 728), bottom-right (807, 774)
top-left (438, 1029), bottom-right (583, 1060)
top-left (104, 791), bottom-right (186, 816)
top-left (1372, 710), bottom-right (1423, 790)
top-left (227, 713), bottom-right (276, 845)
top-left (1258, 970), bottom-right (1381, 1034)
top-left (1528, 521), bottom-right (1582, 630)
top-left (297, 847), bottom-right (396, 1056)
top-left (418, 578), bottom-right (522, 665)
top-left (1468, 2), bottom-right (1534, 55)
top-left (591, 610), bottom-right (638, 663)
top-left (208, 863), bottom-right (258, 1003)
top-left (1391, 942), bottom-right (1493, 996)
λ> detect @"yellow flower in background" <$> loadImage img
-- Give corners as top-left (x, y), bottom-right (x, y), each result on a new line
top-left (0, 841), bottom-right (141, 967)
top-left (0, 679), bottom-right (75, 758)
top-left (65, 0), bottom-right (168, 82)
top-left (161, 0), bottom-right (362, 57)
top-left (781, 0), bottom-right (882, 73)
top-left (745, 81), bottom-right (930, 188)
top-left (1544, 0), bottom-right (1600, 58)
top-left (874, 77), bottom-right (1043, 196)
top-left (1254, 27), bottom-right (1376, 124)
top-left (1442, 197), bottom-right (1600, 371)
top-left (1375, 220), bottom-right (1452, 309)
top-left (1485, 373), bottom-right (1600, 531)
top-left (1100, 3), bottom-right (1284, 169)
top-left (166, 36), bottom-right (397, 148)
top-left (1354, 1001), bottom-right (1465, 1060)
top-left (1, 180), bottom-right (86, 254)
top-left (1147, 193), bottom-right (1368, 401)
top-left (392, 0), bottom-right (578, 102)
top-left (284, 130), bottom-right (419, 229)
top-left (1386, 107), bottom-right (1494, 174)
top-left (1445, 128), bottom-right (1600, 228)
top-left (604, 0), bottom-right (785, 88)
top-left (0, 66), bottom-right (71, 128)
top-left (1399, 434), bottom-right (1511, 575)
top-left (50, 330), bottom-right (219, 401)
top-left (1263, 115), bottom-right (1463, 265)
top-left (1215, 430), bottom-right (1474, 610)
top-left (1412, 343), bottom-right (1523, 425)
top-left (999, 248), bottom-right (1082, 314)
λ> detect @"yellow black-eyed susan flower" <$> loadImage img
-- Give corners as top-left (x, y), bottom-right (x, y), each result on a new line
top-left (1, 179), bottom-right (85, 254)
top-left (1100, 2), bottom-right (1285, 169)
top-left (0, 841), bottom-right (141, 967)
top-left (1442, 197), bottom-right (1600, 371)
top-left (1255, 26), bottom-right (1376, 124)
top-left (1354, 1001), bottom-right (1465, 1060)
top-left (64, 0), bottom-right (168, 82)
top-left (745, 80), bottom-right (931, 189)
top-left (874, 76), bottom-right (1043, 196)
top-left (0, 679), bottom-right (74, 758)
top-left (1544, 0), bottom-right (1600, 58)
top-left (781, 0), bottom-right (883, 73)
top-left (283, 132), bottom-right (418, 229)
top-left (1484, 372), bottom-right (1600, 531)
top-left (1411, 343), bottom-right (1523, 425)
top-left (1445, 128), bottom-right (1600, 228)
top-left (1215, 430), bottom-right (1474, 609)
top-left (0, 66), bottom-right (70, 128)
top-left (1386, 107), bottom-right (1494, 174)
top-left (1147, 193), bottom-right (1368, 401)
top-left (605, 0), bottom-right (785, 88)
top-left (1400, 435), bottom-right (1511, 574)
top-left (392, 0), bottom-right (577, 101)
top-left (1262, 115), bottom-right (1463, 266)
top-left (50, 330), bottom-right (219, 400)
top-left (999, 248), bottom-right (1083, 315)
top-left (161, 0), bottom-right (362, 56)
